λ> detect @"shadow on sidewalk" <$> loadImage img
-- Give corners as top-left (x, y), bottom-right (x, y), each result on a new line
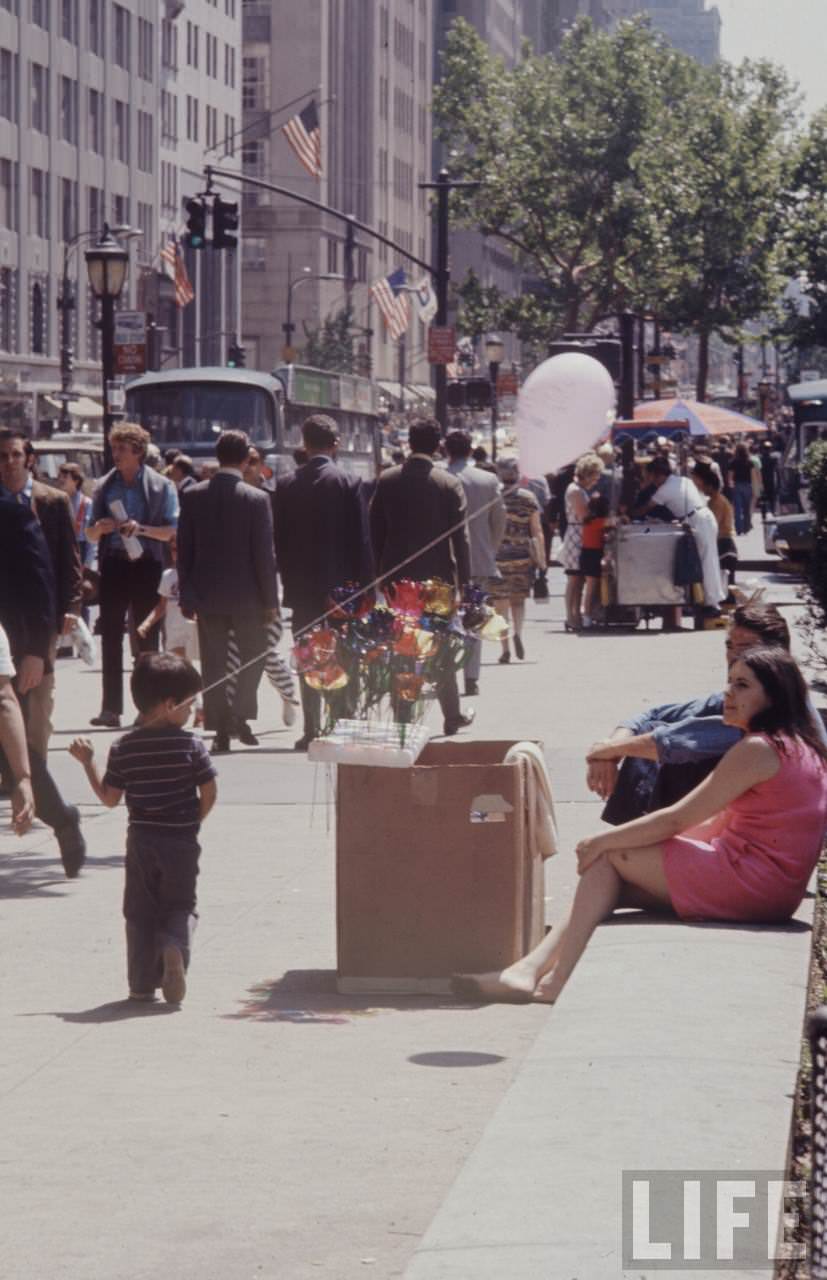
top-left (604, 910), bottom-right (812, 935)
top-left (224, 969), bottom-right (469, 1024)
top-left (24, 999), bottom-right (179, 1023)
top-left (0, 852), bottom-right (124, 899)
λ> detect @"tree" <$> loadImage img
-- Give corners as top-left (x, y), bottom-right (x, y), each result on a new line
top-left (433, 16), bottom-right (699, 339)
top-left (302, 307), bottom-right (357, 374)
top-left (433, 17), bottom-right (796, 398)
top-left (781, 108), bottom-right (827, 353)
top-left (649, 60), bottom-right (796, 399)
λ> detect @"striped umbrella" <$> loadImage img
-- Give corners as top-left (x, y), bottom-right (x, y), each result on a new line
top-left (633, 397), bottom-right (767, 436)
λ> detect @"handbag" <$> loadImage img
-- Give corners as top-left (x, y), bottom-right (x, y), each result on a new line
top-left (673, 526), bottom-right (703, 589)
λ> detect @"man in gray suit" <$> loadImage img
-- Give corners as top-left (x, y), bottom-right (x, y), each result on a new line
top-left (370, 419), bottom-right (474, 736)
top-left (177, 430), bottom-right (278, 753)
top-left (445, 430), bottom-right (507, 698)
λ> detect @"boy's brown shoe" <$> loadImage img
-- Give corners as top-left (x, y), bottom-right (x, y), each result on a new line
top-left (161, 945), bottom-right (187, 1004)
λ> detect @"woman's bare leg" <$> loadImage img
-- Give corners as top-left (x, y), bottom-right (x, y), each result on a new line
top-left (534, 846), bottom-right (672, 1003)
top-left (495, 599), bottom-right (511, 657)
top-left (565, 574), bottom-right (584, 629)
top-left (511, 597), bottom-right (525, 639)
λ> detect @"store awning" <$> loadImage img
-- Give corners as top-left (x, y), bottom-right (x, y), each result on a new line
top-left (376, 381), bottom-right (435, 407)
top-left (43, 394), bottom-right (104, 419)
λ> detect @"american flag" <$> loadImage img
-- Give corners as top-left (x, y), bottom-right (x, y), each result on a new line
top-left (160, 237), bottom-right (194, 308)
top-left (370, 267), bottom-right (410, 341)
top-left (282, 99), bottom-right (322, 178)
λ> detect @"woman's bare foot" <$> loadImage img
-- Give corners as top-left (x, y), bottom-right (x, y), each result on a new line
top-left (451, 960), bottom-right (539, 1003)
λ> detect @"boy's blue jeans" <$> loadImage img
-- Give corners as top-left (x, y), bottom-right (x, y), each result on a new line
top-left (123, 827), bottom-right (200, 995)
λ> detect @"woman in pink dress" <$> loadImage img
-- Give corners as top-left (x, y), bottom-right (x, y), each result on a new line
top-left (454, 647), bottom-right (827, 1004)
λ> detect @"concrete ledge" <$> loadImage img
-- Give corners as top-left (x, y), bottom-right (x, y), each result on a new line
top-left (404, 912), bottom-right (812, 1279)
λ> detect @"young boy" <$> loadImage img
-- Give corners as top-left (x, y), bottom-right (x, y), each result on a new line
top-left (70, 653), bottom-right (217, 1005)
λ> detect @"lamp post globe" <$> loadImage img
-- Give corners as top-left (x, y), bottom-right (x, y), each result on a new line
top-left (85, 224), bottom-right (130, 467)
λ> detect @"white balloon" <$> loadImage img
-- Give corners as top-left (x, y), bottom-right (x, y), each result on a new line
top-left (514, 352), bottom-right (616, 478)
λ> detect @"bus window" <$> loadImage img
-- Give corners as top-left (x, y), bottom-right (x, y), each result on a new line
top-left (127, 381), bottom-right (278, 449)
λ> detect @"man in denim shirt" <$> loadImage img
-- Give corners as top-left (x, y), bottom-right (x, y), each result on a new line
top-left (87, 424), bottom-right (178, 728)
top-left (586, 603), bottom-right (825, 824)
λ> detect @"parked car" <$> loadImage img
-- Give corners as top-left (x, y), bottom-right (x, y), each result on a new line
top-left (763, 510), bottom-right (815, 563)
top-left (31, 434), bottom-right (105, 493)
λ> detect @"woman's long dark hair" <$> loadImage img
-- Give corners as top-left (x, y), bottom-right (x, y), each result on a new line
top-left (740, 647), bottom-right (827, 763)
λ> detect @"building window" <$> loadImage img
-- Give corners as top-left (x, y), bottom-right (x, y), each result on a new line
top-left (0, 268), bottom-right (17, 354)
top-left (241, 237), bottom-right (266, 271)
top-left (242, 139), bottom-right (264, 208)
top-left (31, 0), bottom-right (48, 29)
top-left (186, 22), bottom-right (199, 68)
top-left (223, 113), bottom-right (235, 157)
top-left (162, 19), bottom-right (178, 70)
top-left (161, 161), bottom-right (178, 218)
top-left (113, 4), bottom-right (131, 70)
top-left (87, 185), bottom-right (103, 233)
top-left (0, 159), bottom-right (18, 231)
top-left (136, 202), bottom-right (153, 264)
top-left (161, 91), bottom-right (178, 147)
top-left (242, 57), bottom-right (267, 110)
top-left (205, 104), bottom-right (217, 150)
top-left (88, 0), bottom-right (104, 55)
top-left (138, 17), bottom-right (154, 80)
top-left (112, 193), bottom-right (129, 226)
top-left (224, 44), bottom-right (235, 87)
top-left (88, 88), bottom-right (103, 154)
top-left (0, 50), bottom-right (18, 123)
top-left (327, 239), bottom-right (338, 274)
top-left (206, 33), bottom-right (217, 78)
top-left (113, 100), bottom-right (130, 163)
top-left (31, 279), bottom-right (46, 354)
top-left (61, 177), bottom-right (78, 242)
top-left (225, 0), bottom-right (235, 16)
top-left (186, 95), bottom-right (199, 143)
top-left (138, 110), bottom-right (153, 172)
top-left (379, 76), bottom-right (388, 120)
top-left (60, 76), bottom-right (78, 143)
top-left (0, 0), bottom-right (19, 16)
top-left (30, 63), bottom-right (49, 134)
top-left (30, 168), bottom-right (49, 239)
top-left (61, 0), bottom-right (77, 42)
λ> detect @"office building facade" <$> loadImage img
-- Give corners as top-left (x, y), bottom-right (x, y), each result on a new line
top-left (0, 0), bottom-right (242, 430)
top-left (241, 0), bottom-right (433, 384)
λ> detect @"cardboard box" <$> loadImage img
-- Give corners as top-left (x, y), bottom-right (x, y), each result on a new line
top-left (336, 740), bottom-right (546, 994)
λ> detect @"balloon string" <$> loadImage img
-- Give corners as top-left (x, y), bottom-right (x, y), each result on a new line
top-left (158, 478), bottom-right (524, 724)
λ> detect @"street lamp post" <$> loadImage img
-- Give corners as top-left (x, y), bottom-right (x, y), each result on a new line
top-left (282, 263), bottom-right (345, 363)
top-left (58, 224), bottom-right (138, 434)
top-left (85, 224), bottom-right (129, 469)
top-left (485, 334), bottom-right (505, 462)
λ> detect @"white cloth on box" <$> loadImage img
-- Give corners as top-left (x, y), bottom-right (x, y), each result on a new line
top-left (504, 741), bottom-right (558, 861)
top-left (158, 567), bottom-right (199, 659)
top-left (654, 474), bottom-right (725, 608)
top-left (0, 623), bottom-right (14, 677)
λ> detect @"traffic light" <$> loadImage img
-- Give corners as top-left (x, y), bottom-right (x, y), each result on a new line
top-left (60, 346), bottom-right (74, 389)
top-left (213, 196), bottom-right (239, 250)
top-left (227, 343), bottom-right (246, 368)
top-left (185, 198), bottom-right (207, 249)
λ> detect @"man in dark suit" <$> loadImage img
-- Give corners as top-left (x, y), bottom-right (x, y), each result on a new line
top-left (177, 429), bottom-right (278, 753)
top-left (274, 415), bottom-right (371, 750)
top-left (370, 419), bottom-right (474, 736)
top-left (0, 430), bottom-right (83, 759)
top-left (0, 499), bottom-right (86, 875)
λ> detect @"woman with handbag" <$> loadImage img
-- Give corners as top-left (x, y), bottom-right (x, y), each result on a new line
top-left (487, 457), bottom-right (544, 663)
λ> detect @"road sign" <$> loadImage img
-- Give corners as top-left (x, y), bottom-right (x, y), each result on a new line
top-left (496, 371), bottom-right (519, 397)
top-left (428, 325), bottom-right (455, 365)
top-left (113, 310), bottom-right (147, 375)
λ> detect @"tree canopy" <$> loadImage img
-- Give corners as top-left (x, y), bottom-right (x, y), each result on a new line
top-left (433, 16), bottom-right (800, 399)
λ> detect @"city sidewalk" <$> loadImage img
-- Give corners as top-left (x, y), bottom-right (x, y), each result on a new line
top-left (0, 543), bottom-right (816, 1279)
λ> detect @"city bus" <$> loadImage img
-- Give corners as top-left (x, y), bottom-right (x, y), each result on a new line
top-left (125, 367), bottom-right (285, 465)
top-left (272, 364), bottom-right (383, 479)
top-left (126, 365), bottom-right (383, 480)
